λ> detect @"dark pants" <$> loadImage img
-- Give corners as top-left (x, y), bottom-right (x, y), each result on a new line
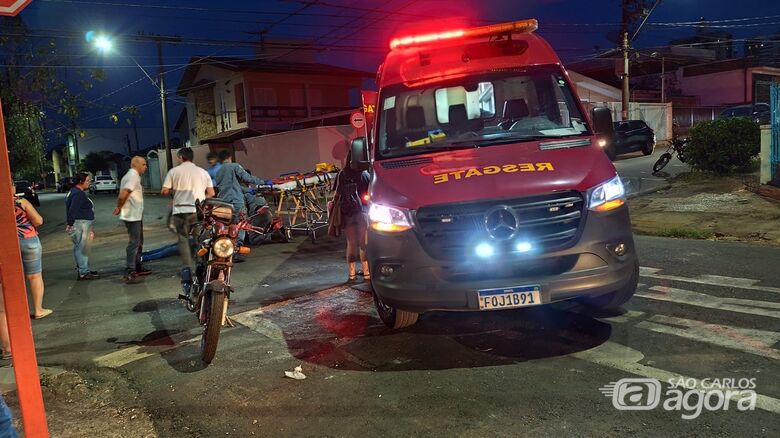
top-left (124, 220), bottom-right (143, 271)
top-left (172, 213), bottom-right (198, 269)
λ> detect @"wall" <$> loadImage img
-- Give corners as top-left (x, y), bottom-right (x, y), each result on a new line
top-left (233, 125), bottom-right (355, 178)
top-left (679, 69), bottom-right (747, 106)
top-left (760, 125), bottom-right (772, 184)
top-left (568, 70), bottom-right (621, 103)
top-left (601, 102), bottom-right (673, 141)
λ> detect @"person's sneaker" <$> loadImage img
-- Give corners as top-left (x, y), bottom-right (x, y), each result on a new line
top-left (78, 272), bottom-right (100, 280)
top-left (122, 272), bottom-right (139, 284)
top-left (133, 266), bottom-right (152, 276)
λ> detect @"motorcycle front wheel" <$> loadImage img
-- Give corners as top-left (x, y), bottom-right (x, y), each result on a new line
top-left (653, 153), bottom-right (672, 173)
top-left (200, 287), bottom-right (226, 364)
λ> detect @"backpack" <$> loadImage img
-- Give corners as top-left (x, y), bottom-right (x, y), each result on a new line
top-left (337, 173), bottom-right (363, 217)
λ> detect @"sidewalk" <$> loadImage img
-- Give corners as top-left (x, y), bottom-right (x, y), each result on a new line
top-left (628, 172), bottom-right (780, 245)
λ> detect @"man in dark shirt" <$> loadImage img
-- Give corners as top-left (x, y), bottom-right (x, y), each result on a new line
top-left (215, 149), bottom-right (263, 259)
top-left (65, 172), bottom-right (99, 280)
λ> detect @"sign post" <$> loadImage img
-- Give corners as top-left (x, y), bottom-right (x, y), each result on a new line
top-left (1, 4), bottom-right (50, 438)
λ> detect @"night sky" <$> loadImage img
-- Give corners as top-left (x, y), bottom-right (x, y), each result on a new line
top-left (10, 0), bottom-right (780, 146)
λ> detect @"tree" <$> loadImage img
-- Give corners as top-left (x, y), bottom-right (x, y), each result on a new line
top-left (82, 151), bottom-right (115, 175)
top-left (0, 16), bottom-right (104, 177)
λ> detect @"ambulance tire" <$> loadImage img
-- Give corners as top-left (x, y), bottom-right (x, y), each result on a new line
top-left (582, 259), bottom-right (638, 311)
top-left (372, 288), bottom-right (419, 329)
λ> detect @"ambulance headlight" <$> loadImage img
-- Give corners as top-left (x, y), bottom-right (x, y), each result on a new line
top-left (369, 204), bottom-right (412, 232)
top-left (475, 242), bottom-right (495, 258)
top-left (588, 175), bottom-right (625, 212)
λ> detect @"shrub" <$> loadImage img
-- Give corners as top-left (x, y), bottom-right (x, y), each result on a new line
top-left (686, 117), bottom-right (760, 175)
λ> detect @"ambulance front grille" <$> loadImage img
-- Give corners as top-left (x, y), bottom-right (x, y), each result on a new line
top-left (414, 191), bottom-right (585, 261)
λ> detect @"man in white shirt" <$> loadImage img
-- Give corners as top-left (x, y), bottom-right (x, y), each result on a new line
top-left (114, 156), bottom-right (149, 283)
top-left (161, 147), bottom-right (214, 297)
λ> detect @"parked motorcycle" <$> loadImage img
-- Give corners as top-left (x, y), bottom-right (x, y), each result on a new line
top-left (178, 198), bottom-right (266, 364)
top-left (653, 134), bottom-right (690, 173)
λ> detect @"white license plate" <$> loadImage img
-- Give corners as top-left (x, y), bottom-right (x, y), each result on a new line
top-left (477, 285), bottom-right (541, 310)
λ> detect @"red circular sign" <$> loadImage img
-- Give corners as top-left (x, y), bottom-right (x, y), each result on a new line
top-left (0, 0), bottom-right (32, 16)
top-left (350, 111), bottom-right (365, 129)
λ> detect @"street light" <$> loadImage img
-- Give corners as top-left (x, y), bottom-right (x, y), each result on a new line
top-left (89, 32), bottom-right (174, 172)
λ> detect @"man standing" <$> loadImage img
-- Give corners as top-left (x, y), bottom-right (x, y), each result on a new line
top-left (161, 148), bottom-right (214, 298)
top-left (113, 156), bottom-right (150, 283)
top-left (206, 151), bottom-right (222, 190)
top-left (66, 172), bottom-right (99, 280)
top-left (215, 149), bottom-right (263, 261)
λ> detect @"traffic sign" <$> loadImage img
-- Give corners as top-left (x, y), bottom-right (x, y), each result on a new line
top-left (350, 111), bottom-right (365, 129)
top-left (0, 0), bottom-right (32, 16)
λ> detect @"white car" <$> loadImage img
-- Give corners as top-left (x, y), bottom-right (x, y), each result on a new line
top-left (90, 175), bottom-right (118, 194)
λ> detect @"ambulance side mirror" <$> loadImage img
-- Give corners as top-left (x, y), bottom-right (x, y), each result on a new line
top-left (349, 138), bottom-right (369, 171)
top-left (592, 107), bottom-right (614, 138)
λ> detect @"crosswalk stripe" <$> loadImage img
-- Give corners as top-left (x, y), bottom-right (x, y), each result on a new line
top-left (572, 341), bottom-right (780, 414)
top-left (636, 286), bottom-right (780, 319)
top-left (636, 315), bottom-right (780, 361)
top-left (640, 267), bottom-right (780, 294)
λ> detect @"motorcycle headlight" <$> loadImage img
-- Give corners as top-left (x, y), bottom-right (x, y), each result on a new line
top-left (368, 203), bottom-right (412, 232)
top-left (212, 237), bottom-right (235, 258)
top-left (588, 175), bottom-right (626, 212)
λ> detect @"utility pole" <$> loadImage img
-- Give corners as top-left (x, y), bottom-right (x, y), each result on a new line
top-left (156, 39), bottom-right (173, 172)
top-left (622, 29), bottom-right (630, 120)
top-left (660, 56), bottom-right (665, 103)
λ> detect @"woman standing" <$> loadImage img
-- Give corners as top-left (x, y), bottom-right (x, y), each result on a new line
top-left (333, 156), bottom-right (371, 282)
top-left (15, 190), bottom-right (52, 319)
top-left (66, 173), bottom-right (99, 280)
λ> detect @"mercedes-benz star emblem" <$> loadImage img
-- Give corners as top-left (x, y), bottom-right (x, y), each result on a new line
top-left (484, 206), bottom-right (519, 240)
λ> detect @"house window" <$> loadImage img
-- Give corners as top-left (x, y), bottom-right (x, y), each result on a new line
top-left (235, 83), bottom-right (246, 123)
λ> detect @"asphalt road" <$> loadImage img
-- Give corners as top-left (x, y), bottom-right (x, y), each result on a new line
top-left (612, 147), bottom-right (689, 196)
top-left (19, 195), bottom-right (780, 437)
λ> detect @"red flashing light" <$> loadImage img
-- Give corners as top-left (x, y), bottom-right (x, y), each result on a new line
top-left (389, 19), bottom-right (538, 50)
top-left (390, 29), bottom-right (465, 50)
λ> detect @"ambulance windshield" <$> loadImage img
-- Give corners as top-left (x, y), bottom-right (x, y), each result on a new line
top-left (376, 66), bottom-right (590, 159)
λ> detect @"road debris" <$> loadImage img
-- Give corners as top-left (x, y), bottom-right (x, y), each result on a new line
top-left (284, 365), bottom-right (307, 380)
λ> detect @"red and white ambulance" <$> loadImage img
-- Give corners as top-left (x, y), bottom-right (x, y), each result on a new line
top-left (351, 19), bottom-right (637, 328)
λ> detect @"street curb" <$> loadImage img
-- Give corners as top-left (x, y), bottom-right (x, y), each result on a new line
top-left (627, 183), bottom-right (671, 200)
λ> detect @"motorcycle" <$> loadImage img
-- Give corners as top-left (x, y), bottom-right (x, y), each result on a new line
top-left (653, 134), bottom-right (690, 173)
top-left (178, 198), bottom-right (267, 364)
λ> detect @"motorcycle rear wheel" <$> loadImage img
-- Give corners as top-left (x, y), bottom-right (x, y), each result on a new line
top-left (200, 289), bottom-right (226, 364)
top-left (653, 153), bottom-right (672, 173)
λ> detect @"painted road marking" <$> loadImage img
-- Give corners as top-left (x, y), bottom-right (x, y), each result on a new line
top-left (94, 286), bottom-right (354, 368)
top-left (640, 266), bottom-right (780, 294)
top-left (94, 328), bottom-right (202, 368)
top-left (637, 286), bottom-right (780, 320)
top-left (636, 315), bottom-right (780, 361)
top-left (572, 341), bottom-right (780, 414)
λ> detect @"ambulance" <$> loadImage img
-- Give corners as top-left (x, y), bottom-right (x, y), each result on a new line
top-left (350, 19), bottom-right (637, 328)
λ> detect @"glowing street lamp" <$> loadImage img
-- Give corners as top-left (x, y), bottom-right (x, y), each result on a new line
top-left (88, 32), bottom-right (174, 171)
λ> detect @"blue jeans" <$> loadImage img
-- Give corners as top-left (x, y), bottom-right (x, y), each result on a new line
top-left (68, 219), bottom-right (93, 275)
top-left (0, 395), bottom-right (17, 437)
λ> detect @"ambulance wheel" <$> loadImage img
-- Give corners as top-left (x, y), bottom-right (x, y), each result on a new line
top-left (373, 288), bottom-right (419, 329)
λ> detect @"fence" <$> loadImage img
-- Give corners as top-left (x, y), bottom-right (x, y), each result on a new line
top-left (771, 84), bottom-right (780, 184)
top-left (672, 105), bottom-right (728, 130)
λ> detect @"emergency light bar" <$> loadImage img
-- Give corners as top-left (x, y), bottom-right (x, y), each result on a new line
top-left (389, 19), bottom-right (538, 50)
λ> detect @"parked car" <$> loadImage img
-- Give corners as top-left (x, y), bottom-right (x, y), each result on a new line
top-left (14, 180), bottom-right (40, 206)
top-left (718, 103), bottom-right (770, 125)
top-left (89, 175), bottom-right (118, 194)
top-left (56, 176), bottom-right (76, 193)
top-left (602, 120), bottom-right (655, 160)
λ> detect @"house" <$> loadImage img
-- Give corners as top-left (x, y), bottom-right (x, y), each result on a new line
top-left (175, 56), bottom-right (374, 149)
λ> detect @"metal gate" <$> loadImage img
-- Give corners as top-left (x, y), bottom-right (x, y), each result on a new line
top-left (771, 83), bottom-right (780, 183)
